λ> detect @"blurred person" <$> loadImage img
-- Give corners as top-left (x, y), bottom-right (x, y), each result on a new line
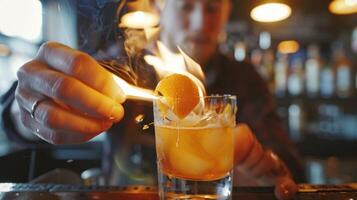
top-left (0, 0), bottom-right (302, 199)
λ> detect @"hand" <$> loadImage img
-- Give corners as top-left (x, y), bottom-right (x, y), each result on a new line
top-left (15, 41), bottom-right (126, 144)
top-left (234, 123), bottom-right (298, 200)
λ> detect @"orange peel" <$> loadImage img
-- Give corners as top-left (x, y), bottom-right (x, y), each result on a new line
top-left (155, 73), bottom-right (200, 119)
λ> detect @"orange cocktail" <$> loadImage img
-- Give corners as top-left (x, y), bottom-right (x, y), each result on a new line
top-left (155, 125), bottom-right (234, 181)
top-left (153, 94), bottom-right (236, 200)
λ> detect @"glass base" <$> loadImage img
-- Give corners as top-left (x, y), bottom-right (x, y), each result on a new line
top-left (158, 171), bottom-right (233, 200)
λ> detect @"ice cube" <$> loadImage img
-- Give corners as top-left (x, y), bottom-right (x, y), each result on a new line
top-left (192, 111), bottom-right (219, 127)
top-left (169, 134), bottom-right (213, 178)
top-left (199, 128), bottom-right (233, 158)
top-left (155, 127), bottom-right (177, 161)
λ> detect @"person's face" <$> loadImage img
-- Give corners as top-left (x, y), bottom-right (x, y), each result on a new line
top-left (160, 0), bottom-right (230, 65)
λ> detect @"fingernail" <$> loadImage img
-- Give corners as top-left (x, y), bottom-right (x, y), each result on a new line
top-left (109, 105), bottom-right (123, 122)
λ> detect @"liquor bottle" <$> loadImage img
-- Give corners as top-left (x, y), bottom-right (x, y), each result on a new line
top-left (333, 44), bottom-right (353, 98)
top-left (351, 28), bottom-right (357, 91)
top-left (352, 27), bottom-right (357, 54)
top-left (251, 48), bottom-right (275, 92)
top-left (274, 53), bottom-right (288, 97)
top-left (288, 103), bottom-right (304, 142)
top-left (262, 49), bottom-right (275, 92)
top-left (305, 44), bottom-right (321, 97)
top-left (320, 64), bottom-right (334, 98)
top-left (252, 32), bottom-right (275, 92)
top-left (234, 41), bottom-right (246, 62)
top-left (251, 48), bottom-right (263, 71)
top-left (288, 56), bottom-right (304, 96)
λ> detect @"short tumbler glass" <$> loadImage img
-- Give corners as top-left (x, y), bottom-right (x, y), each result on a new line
top-left (154, 95), bottom-right (237, 200)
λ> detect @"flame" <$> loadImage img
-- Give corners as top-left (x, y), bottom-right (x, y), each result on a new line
top-left (112, 75), bottom-right (158, 101)
top-left (113, 3), bottom-right (206, 102)
top-left (144, 41), bottom-right (206, 96)
top-left (144, 41), bottom-right (186, 78)
top-left (113, 40), bottom-right (206, 102)
top-left (178, 47), bottom-right (205, 83)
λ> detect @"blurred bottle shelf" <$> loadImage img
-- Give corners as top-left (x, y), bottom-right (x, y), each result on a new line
top-left (275, 95), bottom-right (357, 107)
top-left (296, 134), bottom-right (357, 158)
top-left (274, 95), bottom-right (357, 157)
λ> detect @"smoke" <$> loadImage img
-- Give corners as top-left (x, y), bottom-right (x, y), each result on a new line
top-left (77, 0), bottom-right (125, 54)
top-left (75, 0), bottom-right (158, 89)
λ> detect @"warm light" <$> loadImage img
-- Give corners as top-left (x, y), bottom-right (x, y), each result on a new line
top-left (0, 0), bottom-right (42, 42)
top-left (251, 3), bottom-right (292, 22)
top-left (329, 0), bottom-right (357, 15)
top-left (278, 40), bottom-right (300, 54)
top-left (346, 0), bottom-right (357, 6)
top-left (0, 44), bottom-right (10, 57)
top-left (120, 11), bottom-right (159, 29)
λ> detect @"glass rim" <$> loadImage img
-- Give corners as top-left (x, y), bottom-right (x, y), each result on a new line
top-left (202, 94), bottom-right (237, 99)
top-left (154, 94), bottom-right (237, 101)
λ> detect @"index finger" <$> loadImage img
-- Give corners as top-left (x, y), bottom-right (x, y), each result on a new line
top-left (36, 41), bottom-right (125, 103)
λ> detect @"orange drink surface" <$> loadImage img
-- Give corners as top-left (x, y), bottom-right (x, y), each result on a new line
top-left (155, 125), bottom-right (234, 181)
